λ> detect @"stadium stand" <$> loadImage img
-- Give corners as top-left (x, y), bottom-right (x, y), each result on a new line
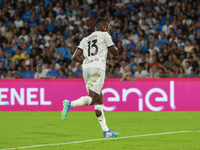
top-left (0, 0), bottom-right (200, 79)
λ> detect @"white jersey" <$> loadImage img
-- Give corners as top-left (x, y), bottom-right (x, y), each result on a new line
top-left (77, 31), bottom-right (114, 71)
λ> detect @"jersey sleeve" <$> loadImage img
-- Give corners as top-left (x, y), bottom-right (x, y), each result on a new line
top-left (103, 32), bottom-right (115, 48)
top-left (77, 38), bottom-right (84, 51)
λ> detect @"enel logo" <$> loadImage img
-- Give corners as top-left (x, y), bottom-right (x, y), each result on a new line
top-left (102, 81), bottom-right (176, 111)
top-left (0, 88), bottom-right (51, 106)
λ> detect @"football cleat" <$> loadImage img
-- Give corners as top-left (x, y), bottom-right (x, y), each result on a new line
top-left (103, 129), bottom-right (119, 138)
top-left (61, 100), bottom-right (71, 121)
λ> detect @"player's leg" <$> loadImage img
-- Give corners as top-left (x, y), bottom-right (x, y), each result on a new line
top-left (70, 68), bottom-right (93, 108)
top-left (86, 68), bottom-right (118, 137)
top-left (70, 96), bottom-right (92, 108)
top-left (61, 69), bottom-right (93, 121)
top-left (90, 91), bottom-right (109, 131)
top-left (61, 96), bottom-right (92, 120)
top-left (61, 96), bottom-right (92, 121)
top-left (89, 89), bottom-right (119, 138)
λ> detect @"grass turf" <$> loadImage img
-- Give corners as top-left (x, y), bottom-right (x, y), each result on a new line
top-left (0, 112), bottom-right (200, 150)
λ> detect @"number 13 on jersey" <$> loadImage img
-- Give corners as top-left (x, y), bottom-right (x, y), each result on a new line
top-left (87, 39), bottom-right (98, 57)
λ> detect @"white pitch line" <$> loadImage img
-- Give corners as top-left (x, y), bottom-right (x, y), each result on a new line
top-left (1, 131), bottom-right (193, 150)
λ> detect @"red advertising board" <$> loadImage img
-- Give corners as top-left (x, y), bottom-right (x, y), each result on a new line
top-left (0, 78), bottom-right (199, 111)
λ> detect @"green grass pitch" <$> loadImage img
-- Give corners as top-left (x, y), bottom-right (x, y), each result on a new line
top-left (0, 112), bottom-right (200, 150)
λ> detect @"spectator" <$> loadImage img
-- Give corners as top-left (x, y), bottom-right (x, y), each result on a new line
top-left (2, 26), bottom-right (12, 40)
top-left (192, 39), bottom-right (199, 53)
top-left (57, 53), bottom-right (68, 68)
top-left (53, 2), bottom-right (61, 15)
top-left (177, 66), bottom-right (185, 78)
top-left (158, 68), bottom-right (165, 78)
top-left (68, 11), bottom-right (76, 22)
top-left (184, 39), bottom-right (194, 53)
top-left (4, 16), bottom-right (12, 27)
top-left (150, 56), bottom-right (159, 69)
top-left (55, 8), bottom-right (67, 21)
top-left (120, 66), bottom-right (134, 81)
top-left (56, 41), bottom-right (68, 55)
top-left (22, 65), bottom-right (34, 78)
top-left (139, 57), bottom-right (146, 68)
top-left (22, 7), bottom-right (32, 22)
top-left (169, 33), bottom-right (178, 45)
top-left (126, 39), bottom-right (135, 52)
top-left (34, 65), bottom-right (47, 78)
top-left (141, 39), bottom-right (148, 53)
top-left (134, 65), bottom-right (149, 78)
top-left (119, 59), bottom-right (126, 74)
top-left (5, 69), bottom-right (14, 79)
top-left (179, 46), bottom-right (187, 62)
top-left (145, 51), bottom-right (153, 64)
top-left (86, 13), bottom-right (95, 30)
top-left (0, 51), bottom-right (7, 68)
top-left (153, 19), bottom-right (162, 32)
top-left (169, 70), bottom-right (176, 78)
top-left (0, 20), bottom-right (6, 35)
top-left (190, 69), bottom-right (199, 78)
top-left (68, 70), bottom-right (74, 78)
top-left (195, 55), bottom-right (200, 67)
top-left (43, 63), bottom-right (51, 75)
top-left (14, 65), bottom-right (23, 78)
top-left (73, 64), bottom-right (82, 78)
top-left (12, 49), bottom-right (26, 63)
top-left (164, 54), bottom-right (175, 70)
top-left (57, 69), bottom-right (67, 78)
top-left (18, 29), bottom-right (28, 42)
top-left (189, 56), bottom-right (199, 74)
top-left (184, 61), bottom-right (192, 77)
top-left (54, 20), bottom-right (65, 34)
top-left (183, 14), bottom-right (192, 27)
top-left (14, 16), bottom-right (24, 29)
top-left (162, 19), bottom-right (173, 35)
top-left (47, 64), bottom-right (58, 78)
top-left (129, 28), bottom-right (138, 43)
top-left (52, 58), bottom-right (60, 71)
top-left (134, 51), bottom-right (142, 65)
top-left (0, 61), bottom-right (7, 77)
top-left (4, 43), bottom-right (16, 55)
top-left (158, 32), bottom-right (169, 48)
top-left (144, 62), bottom-right (151, 73)
top-left (149, 66), bottom-right (159, 78)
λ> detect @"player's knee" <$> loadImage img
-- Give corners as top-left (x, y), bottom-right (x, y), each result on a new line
top-left (95, 105), bottom-right (103, 117)
top-left (92, 97), bottom-right (103, 105)
top-left (89, 93), bottom-right (102, 105)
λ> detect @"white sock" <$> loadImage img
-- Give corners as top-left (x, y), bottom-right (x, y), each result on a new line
top-left (71, 96), bottom-right (92, 108)
top-left (95, 105), bottom-right (109, 131)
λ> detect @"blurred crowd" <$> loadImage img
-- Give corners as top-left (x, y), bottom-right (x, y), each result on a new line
top-left (0, 0), bottom-right (200, 79)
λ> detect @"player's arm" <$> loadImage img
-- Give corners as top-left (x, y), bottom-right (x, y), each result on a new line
top-left (104, 32), bottom-right (119, 56)
top-left (72, 48), bottom-right (83, 64)
top-left (108, 45), bottom-right (119, 56)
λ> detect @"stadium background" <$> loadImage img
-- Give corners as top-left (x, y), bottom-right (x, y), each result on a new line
top-left (0, 0), bottom-right (200, 79)
top-left (0, 1), bottom-right (200, 150)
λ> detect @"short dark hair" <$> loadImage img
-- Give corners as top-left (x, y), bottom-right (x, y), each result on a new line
top-left (186, 61), bottom-right (191, 65)
top-left (95, 17), bottom-right (109, 31)
top-left (159, 68), bottom-right (165, 73)
top-left (186, 39), bottom-right (191, 43)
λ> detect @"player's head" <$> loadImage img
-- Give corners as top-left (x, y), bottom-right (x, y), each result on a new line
top-left (95, 17), bottom-right (110, 32)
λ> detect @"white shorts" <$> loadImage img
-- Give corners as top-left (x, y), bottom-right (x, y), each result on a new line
top-left (83, 67), bottom-right (105, 95)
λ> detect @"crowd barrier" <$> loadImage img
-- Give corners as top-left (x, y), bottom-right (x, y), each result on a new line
top-left (0, 78), bottom-right (199, 111)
